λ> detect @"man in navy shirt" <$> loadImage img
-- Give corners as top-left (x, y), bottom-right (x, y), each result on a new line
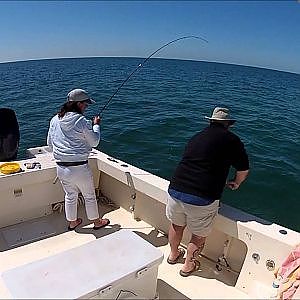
top-left (166, 107), bottom-right (249, 276)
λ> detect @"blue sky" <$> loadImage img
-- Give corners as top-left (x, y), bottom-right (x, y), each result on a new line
top-left (0, 1), bottom-right (299, 74)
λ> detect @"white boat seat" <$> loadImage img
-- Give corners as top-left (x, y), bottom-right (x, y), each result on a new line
top-left (2, 229), bottom-right (164, 299)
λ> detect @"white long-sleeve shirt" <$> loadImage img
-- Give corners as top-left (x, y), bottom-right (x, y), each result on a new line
top-left (47, 112), bottom-right (100, 162)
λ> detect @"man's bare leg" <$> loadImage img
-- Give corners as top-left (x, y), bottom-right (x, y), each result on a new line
top-left (181, 234), bottom-right (206, 272)
top-left (168, 223), bottom-right (186, 261)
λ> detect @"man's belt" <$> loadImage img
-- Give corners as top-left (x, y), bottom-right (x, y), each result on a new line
top-left (56, 161), bottom-right (88, 167)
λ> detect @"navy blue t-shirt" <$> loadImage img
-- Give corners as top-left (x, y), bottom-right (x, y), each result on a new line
top-left (169, 123), bottom-right (249, 201)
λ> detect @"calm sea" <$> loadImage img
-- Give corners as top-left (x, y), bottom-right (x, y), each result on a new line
top-left (0, 57), bottom-right (299, 231)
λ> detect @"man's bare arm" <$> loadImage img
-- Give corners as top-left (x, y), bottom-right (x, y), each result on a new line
top-left (227, 170), bottom-right (249, 190)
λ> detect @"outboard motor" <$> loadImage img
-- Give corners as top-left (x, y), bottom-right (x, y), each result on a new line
top-left (0, 108), bottom-right (20, 161)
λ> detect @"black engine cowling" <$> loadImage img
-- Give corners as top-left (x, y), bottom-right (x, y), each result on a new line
top-left (0, 108), bottom-right (20, 161)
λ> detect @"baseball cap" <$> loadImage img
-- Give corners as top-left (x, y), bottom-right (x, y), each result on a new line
top-left (67, 89), bottom-right (95, 104)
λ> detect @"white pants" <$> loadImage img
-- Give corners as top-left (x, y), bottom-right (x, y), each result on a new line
top-left (57, 164), bottom-right (100, 221)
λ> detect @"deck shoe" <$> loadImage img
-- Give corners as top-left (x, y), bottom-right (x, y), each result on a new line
top-left (179, 260), bottom-right (200, 277)
top-left (93, 218), bottom-right (110, 230)
top-left (167, 248), bottom-right (186, 264)
top-left (67, 218), bottom-right (83, 231)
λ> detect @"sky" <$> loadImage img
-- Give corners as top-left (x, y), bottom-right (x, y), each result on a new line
top-left (0, 1), bottom-right (299, 74)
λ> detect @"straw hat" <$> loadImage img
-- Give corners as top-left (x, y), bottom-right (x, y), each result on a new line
top-left (205, 107), bottom-right (236, 125)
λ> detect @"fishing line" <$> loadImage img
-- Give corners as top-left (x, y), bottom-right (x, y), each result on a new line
top-left (99, 35), bottom-right (208, 115)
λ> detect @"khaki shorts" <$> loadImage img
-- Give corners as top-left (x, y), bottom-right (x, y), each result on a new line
top-left (166, 193), bottom-right (219, 237)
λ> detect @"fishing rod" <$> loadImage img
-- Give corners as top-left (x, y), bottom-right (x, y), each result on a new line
top-left (99, 35), bottom-right (208, 115)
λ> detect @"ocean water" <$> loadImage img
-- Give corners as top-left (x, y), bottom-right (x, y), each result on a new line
top-left (0, 57), bottom-right (299, 231)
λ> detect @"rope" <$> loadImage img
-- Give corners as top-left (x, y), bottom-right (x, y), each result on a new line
top-left (95, 188), bottom-right (118, 208)
top-left (52, 189), bottom-right (117, 213)
top-left (52, 202), bottom-right (64, 213)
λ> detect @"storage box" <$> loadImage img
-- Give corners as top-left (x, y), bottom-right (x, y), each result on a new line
top-left (1, 229), bottom-right (164, 299)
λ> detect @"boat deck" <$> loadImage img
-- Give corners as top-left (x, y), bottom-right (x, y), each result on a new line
top-left (0, 203), bottom-right (249, 299)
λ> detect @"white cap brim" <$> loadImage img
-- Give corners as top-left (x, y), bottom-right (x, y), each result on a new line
top-left (86, 98), bottom-right (96, 104)
top-left (204, 116), bottom-right (236, 123)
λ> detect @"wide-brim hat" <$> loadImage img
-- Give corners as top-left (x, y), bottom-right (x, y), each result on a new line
top-left (205, 107), bottom-right (236, 125)
top-left (67, 89), bottom-right (95, 104)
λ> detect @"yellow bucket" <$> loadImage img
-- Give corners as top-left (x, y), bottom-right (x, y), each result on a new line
top-left (0, 163), bottom-right (21, 174)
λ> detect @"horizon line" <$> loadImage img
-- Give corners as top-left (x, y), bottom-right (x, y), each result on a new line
top-left (0, 55), bottom-right (299, 76)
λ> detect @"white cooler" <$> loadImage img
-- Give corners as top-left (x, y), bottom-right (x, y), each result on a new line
top-left (1, 229), bottom-right (164, 299)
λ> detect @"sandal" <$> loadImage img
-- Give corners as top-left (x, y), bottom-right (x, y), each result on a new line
top-left (68, 218), bottom-right (82, 231)
top-left (179, 260), bottom-right (200, 277)
top-left (93, 218), bottom-right (110, 230)
top-left (167, 248), bottom-right (186, 265)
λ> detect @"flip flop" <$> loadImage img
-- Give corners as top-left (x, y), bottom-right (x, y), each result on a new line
top-left (167, 248), bottom-right (186, 265)
top-left (179, 260), bottom-right (200, 277)
top-left (93, 218), bottom-right (110, 230)
top-left (68, 218), bottom-right (82, 231)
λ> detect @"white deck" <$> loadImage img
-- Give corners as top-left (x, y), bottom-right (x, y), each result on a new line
top-left (0, 203), bottom-right (248, 299)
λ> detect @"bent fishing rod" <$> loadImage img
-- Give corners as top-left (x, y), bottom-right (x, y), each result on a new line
top-left (99, 35), bottom-right (208, 115)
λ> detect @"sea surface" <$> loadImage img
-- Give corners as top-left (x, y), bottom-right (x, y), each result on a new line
top-left (0, 57), bottom-right (299, 231)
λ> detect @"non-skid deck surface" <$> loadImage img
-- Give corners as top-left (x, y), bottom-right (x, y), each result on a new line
top-left (0, 204), bottom-right (248, 299)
